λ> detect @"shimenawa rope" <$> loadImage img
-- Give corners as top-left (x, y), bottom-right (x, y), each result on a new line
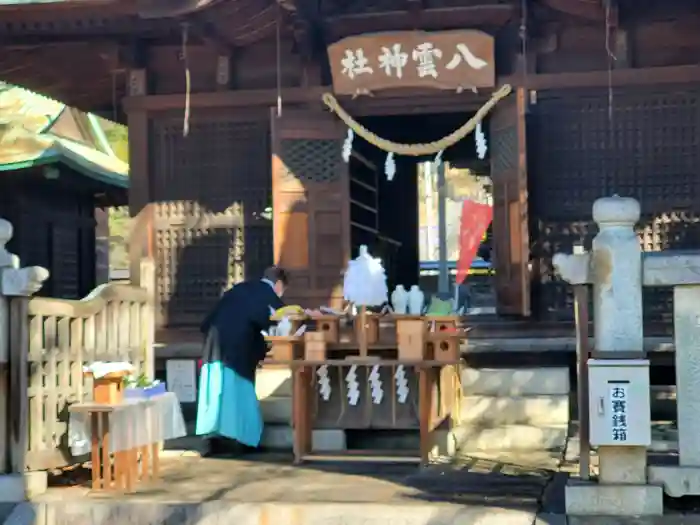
top-left (321, 84), bottom-right (512, 157)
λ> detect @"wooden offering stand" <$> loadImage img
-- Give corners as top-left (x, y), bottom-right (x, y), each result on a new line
top-left (265, 313), bottom-right (342, 362)
top-left (267, 311), bottom-right (465, 466)
top-left (69, 370), bottom-right (160, 493)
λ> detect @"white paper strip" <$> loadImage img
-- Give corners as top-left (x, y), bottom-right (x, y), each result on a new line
top-left (346, 365), bottom-right (360, 406)
top-left (369, 364), bottom-right (383, 404)
top-left (317, 365), bottom-right (331, 401)
top-left (395, 365), bottom-right (409, 404)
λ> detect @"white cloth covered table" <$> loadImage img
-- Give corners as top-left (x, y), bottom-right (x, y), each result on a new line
top-left (69, 392), bottom-right (187, 456)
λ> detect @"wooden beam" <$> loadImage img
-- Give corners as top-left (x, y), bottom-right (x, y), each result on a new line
top-left (123, 64), bottom-right (700, 112)
top-left (0, 35), bottom-right (125, 46)
top-left (123, 84), bottom-right (328, 111)
top-left (118, 39), bottom-right (148, 71)
top-left (277, 0), bottom-right (298, 12)
top-left (540, 0), bottom-right (605, 20)
top-left (520, 63), bottom-right (700, 90)
top-left (135, 0), bottom-right (221, 19)
top-left (325, 5), bottom-right (515, 40)
top-left (0, 0), bottom-right (134, 14)
top-left (188, 19), bottom-right (235, 55)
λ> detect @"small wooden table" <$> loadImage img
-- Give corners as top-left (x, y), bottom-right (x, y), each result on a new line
top-left (69, 400), bottom-right (160, 493)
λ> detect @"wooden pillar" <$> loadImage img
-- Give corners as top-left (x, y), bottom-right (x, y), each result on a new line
top-left (125, 67), bottom-right (154, 298)
top-left (216, 54), bottom-right (232, 91)
top-left (490, 87), bottom-right (530, 317)
top-left (94, 208), bottom-right (110, 285)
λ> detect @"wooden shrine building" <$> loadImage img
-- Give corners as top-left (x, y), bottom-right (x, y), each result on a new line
top-left (2, 0), bottom-right (699, 340)
top-left (0, 83), bottom-right (128, 299)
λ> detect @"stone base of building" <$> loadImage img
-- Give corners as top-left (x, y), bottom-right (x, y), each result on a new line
top-left (648, 464), bottom-right (700, 497)
top-left (0, 472), bottom-right (46, 502)
top-left (565, 480), bottom-right (663, 516)
top-left (4, 501), bottom-right (542, 525)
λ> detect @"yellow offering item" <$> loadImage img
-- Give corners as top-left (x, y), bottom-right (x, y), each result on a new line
top-left (274, 305), bottom-right (305, 317)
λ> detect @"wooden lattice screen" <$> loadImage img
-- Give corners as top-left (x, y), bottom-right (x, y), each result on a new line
top-left (271, 109), bottom-right (350, 309)
top-left (151, 114), bottom-right (272, 327)
top-left (530, 85), bottom-right (700, 326)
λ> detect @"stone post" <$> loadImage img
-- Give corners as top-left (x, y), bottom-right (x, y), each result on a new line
top-left (0, 218), bottom-right (49, 501)
top-left (645, 251), bottom-right (700, 496)
top-left (589, 197), bottom-right (647, 486)
top-left (554, 196), bottom-right (662, 516)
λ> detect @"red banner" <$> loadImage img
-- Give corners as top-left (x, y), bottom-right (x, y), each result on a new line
top-left (456, 199), bottom-right (493, 284)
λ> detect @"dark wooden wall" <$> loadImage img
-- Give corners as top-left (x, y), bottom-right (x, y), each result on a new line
top-left (121, 1), bottom-right (700, 329)
top-left (0, 168), bottom-right (98, 299)
top-left (530, 84), bottom-right (700, 327)
top-left (148, 109), bottom-right (273, 327)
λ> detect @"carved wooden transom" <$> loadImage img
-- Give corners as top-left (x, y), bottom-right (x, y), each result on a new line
top-left (280, 138), bottom-right (341, 183)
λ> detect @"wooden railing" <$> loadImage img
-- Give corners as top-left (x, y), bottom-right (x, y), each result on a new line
top-left (8, 279), bottom-right (154, 472)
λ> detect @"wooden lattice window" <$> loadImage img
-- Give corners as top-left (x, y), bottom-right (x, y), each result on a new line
top-left (530, 85), bottom-right (700, 327)
top-left (151, 115), bottom-right (273, 327)
top-left (280, 138), bottom-right (341, 183)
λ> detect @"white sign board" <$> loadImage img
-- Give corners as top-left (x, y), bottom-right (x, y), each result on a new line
top-left (609, 383), bottom-right (629, 443)
top-left (166, 359), bottom-right (197, 403)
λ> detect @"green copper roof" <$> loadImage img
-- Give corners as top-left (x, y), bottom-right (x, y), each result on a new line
top-left (0, 83), bottom-right (128, 189)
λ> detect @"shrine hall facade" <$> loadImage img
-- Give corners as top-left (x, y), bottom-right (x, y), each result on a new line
top-left (1, 0), bottom-right (699, 341)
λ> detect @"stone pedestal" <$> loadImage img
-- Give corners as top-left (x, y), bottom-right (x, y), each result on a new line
top-left (648, 284), bottom-right (700, 497)
top-left (565, 480), bottom-right (663, 516)
top-left (555, 196), bottom-right (662, 517)
top-left (0, 218), bottom-right (49, 499)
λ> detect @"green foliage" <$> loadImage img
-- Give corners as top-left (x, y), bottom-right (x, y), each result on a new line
top-left (124, 373), bottom-right (154, 388)
top-left (109, 206), bottom-right (130, 271)
top-left (96, 117), bottom-right (131, 271)
top-left (102, 122), bottom-right (129, 163)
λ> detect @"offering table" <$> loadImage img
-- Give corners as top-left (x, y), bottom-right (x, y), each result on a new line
top-left (69, 373), bottom-right (186, 493)
top-left (267, 314), bottom-right (465, 465)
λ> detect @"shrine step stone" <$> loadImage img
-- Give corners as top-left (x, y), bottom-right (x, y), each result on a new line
top-left (460, 395), bottom-right (569, 427)
top-left (261, 425), bottom-right (346, 452)
top-left (260, 396), bottom-right (292, 424)
top-left (454, 367), bottom-right (570, 455)
top-left (450, 423), bottom-right (569, 453)
top-left (256, 368), bottom-right (293, 399)
top-left (461, 367), bottom-right (570, 397)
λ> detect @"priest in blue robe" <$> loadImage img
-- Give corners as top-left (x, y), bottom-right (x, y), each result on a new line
top-left (196, 266), bottom-right (287, 456)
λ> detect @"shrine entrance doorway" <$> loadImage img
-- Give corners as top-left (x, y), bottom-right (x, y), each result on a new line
top-left (272, 88), bottom-right (530, 318)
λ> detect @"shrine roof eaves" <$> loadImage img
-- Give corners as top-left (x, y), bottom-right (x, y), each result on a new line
top-left (0, 83), bottom-right (128, 189)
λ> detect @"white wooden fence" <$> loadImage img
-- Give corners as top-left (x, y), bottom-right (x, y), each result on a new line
top-left (0, 215), bottom-right (155, 474)
top-left (8, 281), bottom-right (154, 472)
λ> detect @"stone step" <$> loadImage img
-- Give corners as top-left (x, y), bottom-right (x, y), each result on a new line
top-left (461, 367), bottom-right (569, 397)
top-left (451, 423), bottom-right (568, 452)
top-left (261, 425), bottom-right (346, 452)
top-left (256, 368), bottom-right (292, 399)
top-left (260, 424), bottom-right (293, 449)
top-left (460, 395), bottom-right (569, 427)
top-left (260, 396), bottom-right (292, 424)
